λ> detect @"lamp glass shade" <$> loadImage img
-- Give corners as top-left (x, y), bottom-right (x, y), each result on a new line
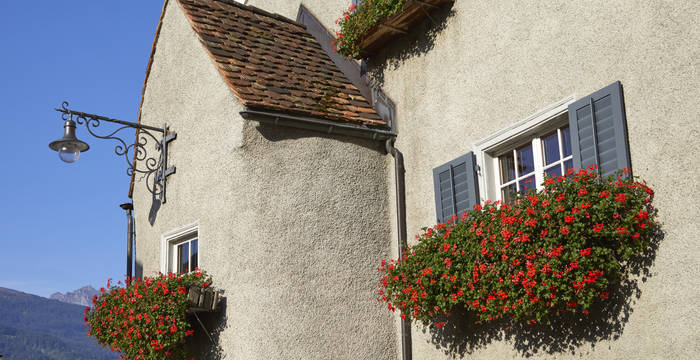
top-left (58, 145), bottom-right (81, 163)
top-left (49, 119), bottom-right (89, 163)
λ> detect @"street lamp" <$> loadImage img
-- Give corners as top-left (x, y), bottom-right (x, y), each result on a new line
top-left (49, 101), bottom-right (177, 206)
top-left (48, 114), bottom-right (90, 163)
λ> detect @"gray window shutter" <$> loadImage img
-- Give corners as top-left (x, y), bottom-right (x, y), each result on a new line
top-left (568, 81), bottom-right (631, 177)
top-left (433, 152), bottom-right (480, 223)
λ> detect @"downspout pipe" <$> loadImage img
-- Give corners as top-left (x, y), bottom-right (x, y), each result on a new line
top-left (120, 202), bottom-right (134, 280)
top-left (385, 138), bottom-right (412, 360)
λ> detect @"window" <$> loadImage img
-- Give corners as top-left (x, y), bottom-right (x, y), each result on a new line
top-left (161, 222), bottom-right (199, 274)
top-left (497, 119), bottom-right (573, 203)
top-left (434, 80), bottom-right (631, 220)
top-left (474, 97), bottom-right (575, 203)
top-left (173, 237), bottom-right (198, 274)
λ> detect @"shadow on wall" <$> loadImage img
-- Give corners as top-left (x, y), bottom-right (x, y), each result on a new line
top-left (189, 297), bottom-right (228, 360)
top-left (365, 3), bottom-right (456, 87)
top-left (251, 122), bottom-right (387, 154)
top-left (135, 261), bottom-right (144, 280)
top-left (424, 227), bottom-right (664, 358)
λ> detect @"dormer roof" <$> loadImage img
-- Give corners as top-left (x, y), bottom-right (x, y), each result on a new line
top-left (176, 0), bottom-right (384, 127)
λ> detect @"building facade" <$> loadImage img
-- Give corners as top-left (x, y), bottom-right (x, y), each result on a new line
top-left (132, 0), bottom-right (700, 359)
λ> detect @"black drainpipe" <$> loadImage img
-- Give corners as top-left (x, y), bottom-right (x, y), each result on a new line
top-left (120, 202), bottom-right (134, 279)
top-left (385, 138), bottom-right (412, 360)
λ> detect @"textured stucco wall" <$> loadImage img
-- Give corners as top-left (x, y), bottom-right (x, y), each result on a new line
top-left (353, 1), bottom-right (698, 359)
top-left (259, 0), bottom-right (698, 359)
top-left (246, 0), bottom-right (348, 30)
top-left (133, 1), bottom-right (397, 359)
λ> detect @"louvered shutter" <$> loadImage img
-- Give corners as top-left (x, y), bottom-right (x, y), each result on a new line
top-left (568, 81), bottom-right (631, 177)
top-left (433, 152), bottom-right (480, 223)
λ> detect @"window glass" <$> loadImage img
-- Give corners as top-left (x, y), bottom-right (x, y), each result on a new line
top-left (561, 126), bottom-right (572, 157)
top-left (518, 175), bottom-right (536, 193)
top-left (499, 152), bottom-right (516, 183)
top-left (542, 131), bottom-right (560, 165)
top-left (544, 165), bottom-right (562, 178)
top-left (516, 144), bottom-right (534, 176)
top-left (178, 243), bottom-right (189, 274)
top-left (495, 122), bottom-right (573, 203)
top-left (564, 159), bottom-right (574, 174)
top-left (190, 239), bottom-right (198, 271)
top-left (501, 183), bottom-right (517, 204)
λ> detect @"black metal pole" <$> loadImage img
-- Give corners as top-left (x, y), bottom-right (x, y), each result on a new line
top-left (120, 203), bottom-right (134, 279)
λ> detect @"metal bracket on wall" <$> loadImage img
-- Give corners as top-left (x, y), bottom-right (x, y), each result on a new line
top-left (54, 101), bottom-right (177, 204)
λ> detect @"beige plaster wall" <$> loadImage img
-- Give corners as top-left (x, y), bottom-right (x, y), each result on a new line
top-left (356, 1), bottom-right (699, 359)
top-left (133, 1), bottom-right (397, 359)
top-left (256, 0), bottom-right (699, 358)
top-left (246, 0), bottom-right (348, 30)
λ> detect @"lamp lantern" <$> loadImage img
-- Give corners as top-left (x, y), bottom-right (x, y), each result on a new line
top-left (49, 115), bottom-right (90, 163)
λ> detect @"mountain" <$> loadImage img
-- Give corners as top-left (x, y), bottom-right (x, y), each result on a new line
top-left (49, 285), bottom-right (100, 307)
top-left (0, 287), bottom-right (119, 360)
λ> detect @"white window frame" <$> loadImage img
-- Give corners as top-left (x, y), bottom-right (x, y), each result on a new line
top-left (160, 221), bottom-right (199, 274)
top-left (472, 95), bottom-right (576, 203)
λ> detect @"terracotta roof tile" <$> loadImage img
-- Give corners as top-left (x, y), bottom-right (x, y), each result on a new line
top-left (176, 0), bottom-right (384, 127)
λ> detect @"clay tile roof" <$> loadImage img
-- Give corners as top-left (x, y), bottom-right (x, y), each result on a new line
top-left (176, 0), bottom-right (385, 127)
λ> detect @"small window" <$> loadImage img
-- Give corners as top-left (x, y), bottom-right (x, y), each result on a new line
top-left (497, 124), bottom-right (573, 202)
top-left (173, 237), bottom-right (198, 274)
top-left (469, 82), bottom-right (629, 206)
top-left (472, 96), bottom-right (575, 203)
top-left (161, 222), bottom-right (199, 274)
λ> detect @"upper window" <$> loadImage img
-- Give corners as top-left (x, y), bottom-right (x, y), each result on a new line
top-left (474, 99), bottom-right (575, 203)
top-left (434, 82), bottom-right (630, 223)
top-left (497, 122), bottom-right (573, 203)
top-left (173, 236), bottom-right (198, 274)
top-left (161, 222), bottom-right (199, 274)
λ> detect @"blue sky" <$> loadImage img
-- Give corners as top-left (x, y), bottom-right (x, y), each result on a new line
top-left (0, 1), bottom-right (165, 297)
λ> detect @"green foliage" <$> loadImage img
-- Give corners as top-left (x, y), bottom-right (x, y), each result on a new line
top-left (333, 0), bottom-right (409, 58)
top-left (377, 168), bottom-right (658, 328)
top-left (0, 287), bottom-right (117, 360)
top-left (86, 271), bottom-right (213, 360)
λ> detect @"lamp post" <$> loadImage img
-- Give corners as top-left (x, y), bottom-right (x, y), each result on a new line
top-left (49, 101), bottom-right (177, 204)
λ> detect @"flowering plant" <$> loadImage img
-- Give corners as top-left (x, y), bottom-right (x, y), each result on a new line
top-left (378, 168), bottom-right (658, 328)
top-left (85, 270), bottom-right (213, 360)
top-left (333, 0), bottom-right (409, 58)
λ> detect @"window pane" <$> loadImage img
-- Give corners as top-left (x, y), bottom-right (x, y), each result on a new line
top-left (564, 159), bottom-right (574, 177)
top-left (501, 183), bottom-right (517, 204)
top-left (542, 131), bottom-right (560, 165)
top-left (499, 153), bottom-right (516, 184)
top-left (178, 243), bottom-right (189, 274)
top-left (518, 175), bottom-right (536, 193)
top-left (544, 165), bottom-right (562, 178)
top-left (516, 144), bottom-right (534, 176)
top-left (561, 126), bottom-right (572, 157)
top-left (190, 239), bottom-right (198, 271)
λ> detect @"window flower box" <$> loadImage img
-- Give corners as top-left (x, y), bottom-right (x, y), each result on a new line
top-left (335, 0), bottom-right (454, 58)
top-left (187, 286), bottom-right (222, 312)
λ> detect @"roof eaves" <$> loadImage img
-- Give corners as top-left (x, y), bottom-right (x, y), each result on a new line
top-left (240, 109), bottom-right (396, 141)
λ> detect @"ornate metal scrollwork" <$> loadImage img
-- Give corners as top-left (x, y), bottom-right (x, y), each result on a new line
top-left (55, 101), bottom-right (177, 204)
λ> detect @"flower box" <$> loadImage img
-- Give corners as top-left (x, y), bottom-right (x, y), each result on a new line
top-left (187, 286), bottom-right (222, 312)
top-left (338, 0), bottom-right (453, 58)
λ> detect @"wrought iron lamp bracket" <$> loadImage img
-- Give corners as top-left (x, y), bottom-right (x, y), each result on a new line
top-left (54, 101), bottom-right (177, 203)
